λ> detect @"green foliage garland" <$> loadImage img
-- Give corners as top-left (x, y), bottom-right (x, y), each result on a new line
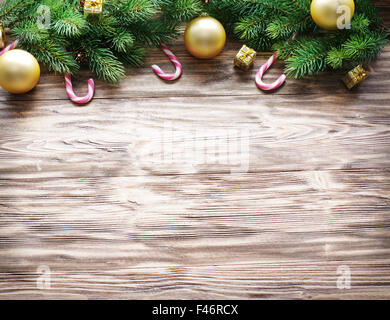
top-left (0, 0), bottom-right (387, 81)
top-left (206, 0), bottom-right (388, 78)
top-left (0, 0), bottom-right (201, 83)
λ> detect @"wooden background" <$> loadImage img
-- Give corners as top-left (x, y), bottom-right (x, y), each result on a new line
top-left (0, 2), bottom-right (389, 300)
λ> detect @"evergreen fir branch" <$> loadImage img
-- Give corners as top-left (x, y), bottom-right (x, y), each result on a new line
top-left (0, 0), bottom-right (32, 21)
top-left (242, 0), bottom-right (288, 16)
top-left (83, 41), bottom-right (125, 83)
top-left (342, 31), bottom-right (388, 63)
top-left (288, 0), bottom-right (311, 14)
top-left (52, 9), bottom-right (87, 37)
top-left (355, 0), bottom-right (382, 27)
top-left (111, 28), bottom-right (135, 53)
top-left (266, 15), bottom-right (313, 39)
top-left (273, 35), bottom-right (310, 59)
top-left (247, 35), bottom-right (274, 51)
top-left (116, 46), bottom-right (146, 67)
top-left (0, 0), bottom-right (36, 26)
top-left (107, 0), bottom-right (156, 25)
top-left (130, 20), bottom-right (179, 46)
top-left (40, 0), bottom-right (64, 12)
top-left (160, 0), bottom-right (203, 21)
top-left (350, 13), bottom-right (370, 33)
top-left (206, 0), bottom-right (243, 23)
top-left (87, 15), bottom-right (118, 42)
top-left (285, 38), bottom-right (328, 78)
top-left (23, 39), bottom-right (79, 75)
top-left (12, 20), bottom-right (49, 44)
top-left (234, 14), bottom-right (267, 41)
top-left (327, 47), bottom-right (347, 69)
top-left (86, 14), bottom-right (117, 38)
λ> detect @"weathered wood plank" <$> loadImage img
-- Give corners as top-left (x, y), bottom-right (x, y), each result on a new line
top-left (1, 261), bottom-right (390, 299)
top-left (0, 169), bottom-right (390, 299)
top-left (376, 0), bottom-right (390, 8)
top-left (1, 94), bottom-right (390, 178)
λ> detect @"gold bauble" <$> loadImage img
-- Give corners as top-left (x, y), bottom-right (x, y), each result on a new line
top-left (184, 16), bottom-right (226, 59)
top-left (311, 0), bottom-right (355, 31)
top-left (0, 49), bottom-right (40, 94)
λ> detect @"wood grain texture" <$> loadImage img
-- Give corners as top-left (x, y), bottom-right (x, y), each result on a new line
top-left (0, 5), bottom-right (389, 300)
top-left (1, 93), bottom-right (390, 178)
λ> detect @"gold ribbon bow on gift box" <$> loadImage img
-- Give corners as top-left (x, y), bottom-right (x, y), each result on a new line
top-left (342, 64), bottom-right (369, 89)
top-left (84, 0), bottom-right (103, 14)
top-left (234, 45), bottom-right (256, 71)
top-left (239, 46), bottom-right (256, 63)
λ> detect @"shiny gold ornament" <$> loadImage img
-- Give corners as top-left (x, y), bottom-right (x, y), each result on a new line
top-left (84, 0), bottom-right (103, 15)
top-left (234, 45), bottom-right (256, 71)
top-left (0, 23), bottom-right (5, 48)
top-left (310, 0), bottom-right (355, 31)
top-left (0, 49), bottom-right (40, 94)
top-left (184, 16), bottom-right (226, 59)
top-left (342, 64), bottom-right (369, 89)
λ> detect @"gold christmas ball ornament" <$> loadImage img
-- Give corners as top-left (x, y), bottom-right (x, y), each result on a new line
top-left (0, 49), bottom-right (40, 94)
top-left (184, 16), bottom-right (226, 59)
top-left (311, 0), bottom-right (355, 31)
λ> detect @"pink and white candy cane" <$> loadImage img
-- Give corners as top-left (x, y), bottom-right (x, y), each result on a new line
top-left (64, 74), bottom-right (95, 105)
top-left (255, 53), bottom-right (286, 91)
top-left (0, 39), bottom-right (20, 56)
top-left (255, 33), bottom-right (298, 91)
top-left (152, 44), bottom-right (182, 81)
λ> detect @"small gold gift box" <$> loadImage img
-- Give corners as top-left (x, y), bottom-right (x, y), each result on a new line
top-left (234, 45), bottom-right (256, 71)
top-left (342, 64), bottom-right (369, 90)
top-left (84, 0), bottom-right (103, 15)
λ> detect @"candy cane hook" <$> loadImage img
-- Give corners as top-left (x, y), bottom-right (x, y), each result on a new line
top-left (255, 53), bottom-right (286, 91)
top-left (0, 39), bottom-right (20, 56)
top-left (255, 33), bottom-right (297, 91)
top-left (64, 74), bottom-right (95, 105)
top-left (152, 44), bottom-right (182, 81)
